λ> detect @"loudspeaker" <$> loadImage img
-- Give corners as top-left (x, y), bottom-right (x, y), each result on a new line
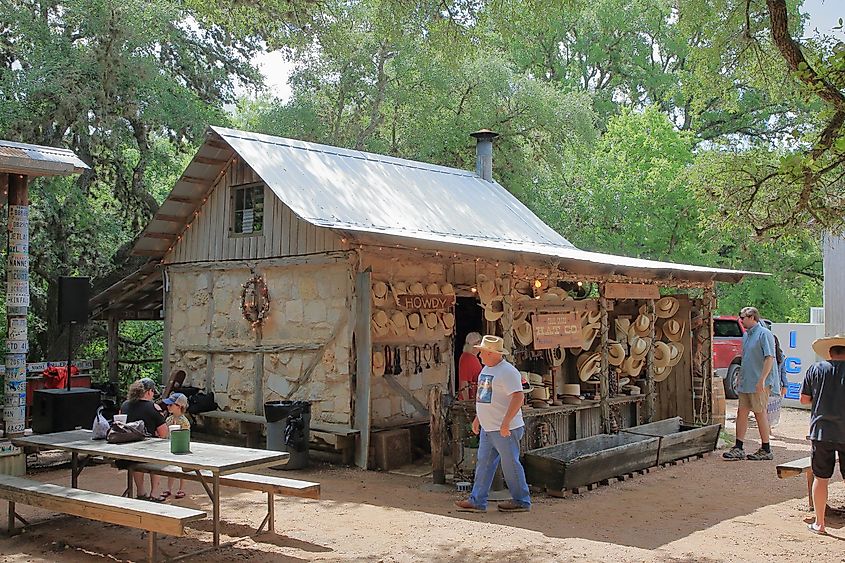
top-left (31, 388), bottom-right (101, 434)
top-left (58, 276), bottom-right (90, 324)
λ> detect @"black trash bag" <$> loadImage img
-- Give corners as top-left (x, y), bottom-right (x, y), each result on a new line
top-left (283, 413), bottom-right (308, 452)
top-left (188, 392), bottom-right (218, 414)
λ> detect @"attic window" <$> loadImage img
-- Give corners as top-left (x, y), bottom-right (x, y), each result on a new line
top-left (231, 182), bottom-right (264, 235)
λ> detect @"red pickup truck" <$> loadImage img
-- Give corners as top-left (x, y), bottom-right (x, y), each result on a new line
top-left (713, 316), bottom-right (744, 399)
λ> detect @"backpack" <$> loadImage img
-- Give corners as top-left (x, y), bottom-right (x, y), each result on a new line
top-left (187, 391), bottom-right (218, 415)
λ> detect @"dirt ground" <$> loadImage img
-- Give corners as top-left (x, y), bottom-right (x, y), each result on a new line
top-left (2, 402), bottom-right (844, 563)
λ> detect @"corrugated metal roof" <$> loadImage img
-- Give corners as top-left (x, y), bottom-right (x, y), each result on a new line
top-left (0, 139), bottom-right (89, 176)
top-left (131, 126), bottom-right (765, 282)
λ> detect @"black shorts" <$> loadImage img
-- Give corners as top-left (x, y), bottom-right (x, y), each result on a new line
top-left (811, 440), bottom-right (845, 479)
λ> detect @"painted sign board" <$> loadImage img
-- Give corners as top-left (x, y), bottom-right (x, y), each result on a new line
top-left (771, 323), bottom-right (825, 409)
top-left (532, 312), bottom-right (580, 349)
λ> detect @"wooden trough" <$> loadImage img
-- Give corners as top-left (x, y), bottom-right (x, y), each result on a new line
top-left (622, 417), bottom-right (720, 465)
top-left (523, 433), bottom-right (660, 493)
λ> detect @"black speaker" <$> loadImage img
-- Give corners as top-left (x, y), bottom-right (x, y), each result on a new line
top-left (58, 276), bottom-right (90, 324)
top-left (31, 388), bottom-right (102, 434)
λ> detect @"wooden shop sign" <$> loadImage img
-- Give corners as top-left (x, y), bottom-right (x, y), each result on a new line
top-left (532, 312), bottom-right (580, 350)
top-left (396, 294), bottom-right (455, 310)
top-left (603, 283), bottom-right (660, 300)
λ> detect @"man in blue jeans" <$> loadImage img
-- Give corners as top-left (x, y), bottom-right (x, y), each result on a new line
top-left (455, 335), bottom-right (531, 513)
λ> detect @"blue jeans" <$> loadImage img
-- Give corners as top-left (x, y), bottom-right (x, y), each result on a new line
top-left (469, 426), bottom-right (531, 510)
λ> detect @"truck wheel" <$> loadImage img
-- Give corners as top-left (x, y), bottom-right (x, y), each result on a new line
top-left (724, 364), bottom-right (740, 399)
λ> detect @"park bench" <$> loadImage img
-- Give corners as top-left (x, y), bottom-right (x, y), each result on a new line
top-left (0, 473), bottom-right (206, 563)
top-left (128, 462), bottom-right (320, 534)
top-left (777, 457), bottom-right (814, 509)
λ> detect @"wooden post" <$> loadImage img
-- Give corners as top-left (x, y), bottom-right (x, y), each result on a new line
top-left (702, 285), bottom-right (716, 424)
top-left (4, 173), bottom-right (29, 437)
top-left (107, 316), bottom-right (120, 383)
top-left (429, 385), bottom-right (445, 484)
top-left (644, 299), bottom-right (656, 423)
top-left (598, 289), bottom-right (611, 433)
top-left (501, 274), bottom-right (514, 351)
top-left (353, 269), bottom-right (372, 469)
top-left (823, 233), bottom-right (845, 336)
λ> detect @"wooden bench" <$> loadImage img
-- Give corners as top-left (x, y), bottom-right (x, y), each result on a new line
top-left (0, 473), bottom-right (206, 562)
top-left (195, 410), bottom-right (360, 462)
top-left (129, 463), bottom-right (320, 534)
top-left (777, 457), bottom-right (814, 509)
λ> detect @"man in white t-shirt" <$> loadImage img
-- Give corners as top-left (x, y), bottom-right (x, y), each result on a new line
top-left (455, 335), bottom-right (531, 513)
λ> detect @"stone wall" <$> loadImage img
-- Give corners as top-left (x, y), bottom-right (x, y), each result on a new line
top-left (166, 259), bottom-right (354, 426)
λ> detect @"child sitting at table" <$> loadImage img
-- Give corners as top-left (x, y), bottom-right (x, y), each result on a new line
top-left (161, 392), bottom-right (191, 500)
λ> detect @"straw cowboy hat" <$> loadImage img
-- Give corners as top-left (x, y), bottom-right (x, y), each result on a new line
top-left (812, 335), bottom-right (845, 360)
top-left (424, 312), bottom-right (441, 337)
top-left (578, 352), bottom-right (601, 382)
top-left (629, 335), bottom-right (651, 360)
top-left (652, 341), bottom-right (672, 369)
top-left (473, 335), bottom-right (509, 355)
top-left (441, 312), bottom-right (455, 336)
top-left (484, 296), bottom-right (505, 322)
top-left (622, 356), bottom-right (645, 378)
top-left (372, 281), bottom-right (388, 308)
top-left (477, 274), bottom-right (497, 305)
top-left (663, 318), bottom-right (685, 342)
top-left (631, 314), bottom-right (651, 338)
top-left (582, 324), bottom-right (599, 351)
top-left (586, 309), bottom-right (601, 327)
top-left (425, 283), bottom-right (440, 295)
top-left (409, 282), bottom-right (425, 295)
top-left (667, 341), bottom-right (684, 366)
top-left (608, 341), bottom-right (626, 367)
top-left (549, 346), bottom-right (566, 367)
top-left (513, 280), bottom-right (532, 296)
top-left (390, 311), bottom-right (408, 337)
top-left (372, 350), bottom-right (386, 377)
top-left (513, 308), bottom-right (529, 324)
top-left (441, 283), bottom-right (455, 295)
top-left (407, 312), bottom-right (422, 337)
top-left (655, 296), bottom-right (679, 319)
top-left (653, 365), bottom-right (671, 382)
top-left (561, 384), bottom-right (581, 397)
top-left (514, 320), bottom-right (534, 346)
top-left (546, 287), bottom-right (567, 299)
top-left (392, 281), bottom-right (408, 296)
top-left (615, 318), bottom-right (631, 341)
top-left (372, 310), bottom-right (389, 338)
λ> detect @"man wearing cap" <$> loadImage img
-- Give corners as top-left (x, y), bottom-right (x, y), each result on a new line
top-left (723, 307), bottom-right (777, 461)
top-left (455, 335), bottom-right (531, 513)
top-left (801, 335), bottom-right (845, 534)
top-left (120, 378), bottom-right (169, 501)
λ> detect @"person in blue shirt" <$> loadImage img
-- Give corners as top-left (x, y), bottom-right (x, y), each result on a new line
top-left (723, 307), bottom-right (777, 461)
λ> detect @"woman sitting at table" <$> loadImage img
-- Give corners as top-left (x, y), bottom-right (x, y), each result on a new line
top-left (120, 378), bottom-right (169, 501)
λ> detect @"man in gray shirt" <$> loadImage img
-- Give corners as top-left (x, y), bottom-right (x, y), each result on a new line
top-left (801, 335), bottom-right (845, 534)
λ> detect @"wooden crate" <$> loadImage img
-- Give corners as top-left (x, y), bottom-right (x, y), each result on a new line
top-left (621, 416), bottom-right (720, 465)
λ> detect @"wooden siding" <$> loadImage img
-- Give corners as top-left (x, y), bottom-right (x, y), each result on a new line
top-left (166, 158), bottom-right (343, 264)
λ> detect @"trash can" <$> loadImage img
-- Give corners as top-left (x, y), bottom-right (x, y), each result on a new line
top-left (264, 400), bottom-right (311, 470)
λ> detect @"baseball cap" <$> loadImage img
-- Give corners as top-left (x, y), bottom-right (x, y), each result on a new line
top-left (163, 392), bottom-right (189, 408)
top-left (139, 377), bottom-right (160, 393)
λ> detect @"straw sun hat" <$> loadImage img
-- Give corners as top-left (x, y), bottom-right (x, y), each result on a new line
top-left (655, 296), bottom-right (679, 319)
top-left (473, 335), bottom-right (509, 355)
top-left (372, 281), bottom-right (388, 307)
top-left (663, 318), bottom-right (685, 342)
top-left (514, 319), bottom-right (534, 346)
top-left (812, 335), bottom-right (845, 360)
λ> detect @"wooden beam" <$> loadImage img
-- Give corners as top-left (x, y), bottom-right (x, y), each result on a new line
top-left (144, 232), bottom-right (177, 240)
top-left (179, 175), bottom-right (207, 185)
top-left (154, 214), bottom-right (188, 223)
top-left (205, 139), bottom-right (230, 151)
top-left (168, 196), bottom-right (201, 204)
top-left (354, 269), bottom-right (372, 470)
top-left (192, 156), bottom-right (227, 165)
top-left (429, 385), bottom-right (445, 485)
top-left (131, 249), bottom-right (166, 256)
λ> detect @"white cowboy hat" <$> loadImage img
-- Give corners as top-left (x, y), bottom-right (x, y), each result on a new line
top-left (372, 350), bottom-right (386, 377)
top-left (514, 320), bottom-right (534, 346)
top-left (663, 318), bottom-right (685, 342)
top-left (652, 341), bottom-right (672, 369)
top-left (631, 314), bottom-right (651, 338)
top-left (622, 356), bottom-right (644, 378)
top-left (372, 310), bottom-right (389, 338)
top-left (582, 325), bottom-right (599, 351)
top-left (441, 312), bottom-right (455, 336)
top-left (561, 384), bottom-right (581, 397)
top-left (668, 342), bottom-right (684, 366)
top-left (477, 274), bottom-right (497, 305)
top-left (629, 335), bottom-right (651, 359)
top-left (655, 296), bottom-right (679, 319)
top-left (372, 281), bottom-right (388, 308)
top-left (578, 353), bottom-right (601, 382)
top-left (812, 335), bottom-right (845, 360)
top-left (407, 312), bottom-right (422, 337)
top-left (608, 341), bottom-right (625, 367)
top-left (474, 335), bottom-right (509, 355)
top-left (549, 346), bottom-right (565, 367)
top-left (390, 311), bottom-right (408, 337)
top-left (425, 283), bottom-right (440, 295)
top-left (441, 283), bottom-right (455, 295)
top-left (484, 296), bottom-right (505, 322)
top-left (409, 282), bottom-right (425, 295)
top-left (653, 365), bottom-right (671, 382)
top-left (530, 385), bottom-right (550, 401)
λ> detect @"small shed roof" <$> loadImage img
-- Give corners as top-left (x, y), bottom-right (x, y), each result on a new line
top-left (129, 126), bottom-right (764, 284)
top-left (0, 139), bottom-right (89, 177)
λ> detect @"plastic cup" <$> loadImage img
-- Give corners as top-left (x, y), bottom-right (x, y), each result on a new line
top-left (113, 414), bottom-right (127, 424)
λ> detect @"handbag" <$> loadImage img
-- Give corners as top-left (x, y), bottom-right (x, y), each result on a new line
top-left (106, 420), bottom-right (146, 444)
top-left (92, 406), bottom-right (110, 440)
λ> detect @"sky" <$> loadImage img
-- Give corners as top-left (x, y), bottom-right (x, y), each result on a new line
top-left (251, 0), bottom-right (844, 105)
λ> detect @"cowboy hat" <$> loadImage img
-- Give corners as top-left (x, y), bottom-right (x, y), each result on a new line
top-left (514, 320), bottom-right (534, 346)
top-left (424, 312), bottom-right (441, 337)
top-left (372, 281), bottom-right (388, 308)
top-left (663, 318), bottom-right (685, 342)
top-left (812, 335), bottom-right (845, 360)
top-left (653, 365), bottom-right (671, 382)
top-left (655, 296), bottom-right (679, 319)
top-left (372, 310), bottom-right (389, 338)
top-left (477, 275), bottom-right (497, 305)
top-left (608, 341), bottom-right (625, 367)
top-left (441, 283), bottom-right (455, 295)
top-left (549, 346), bottom-right (565, 367)
top-left (582, 325), bottom-right (599, 351)
top-left (631, 314), bottom-right (651, 338)
top-left (667, 341), bottom-right (684, 366)
top-left (441, 312), bottom-right (455, 336)
top-left (513, 309), bottom-right (529, 324)
top-left (618, 377), bottom-right (630, 387)
top-left (407, 312), bottom-right (422, 337)
top-left (629, 336), bottom-right (651, 359)
top-left (546, 287), bottom-right (567, 298)
top-left (372, 350), bottom-right (386, 377)
top-left (474, 335), bottom-right (509, 355)
top-left (390, 311), bottom-right (408, 337)
top-left (392, 281), bottom-right (408, 295)
top-left (561, 384), bottom-right (581, 397)
top-left (409, 282), bottom-right (425, 295)
top-left (652, 341), bottom-right (672, 369)
top-left (578, 352), bottom-right (601, 382)
top-left (615, 318), bottom-right (631, 341)
top-left (530, 385), bottom-right (550, 401)
top-left (622, 356), bottom-right (644, 378)
top-left (484, 296), bottom-right (505, 322)
top-left (586, 309), bottom-right (601, 327)
top-left (513, 280), bottom-right (532, 296)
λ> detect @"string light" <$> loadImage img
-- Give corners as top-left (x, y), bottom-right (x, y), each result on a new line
top-left (534, 279), bottom-right (542, 288)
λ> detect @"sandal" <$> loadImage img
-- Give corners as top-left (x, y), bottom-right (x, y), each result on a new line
top-left (160, 490), bottom-right (172, 499)
top-left (808, 522), bottom-right (827, 535)
top-left (174, 490), bottom-right (186, 499)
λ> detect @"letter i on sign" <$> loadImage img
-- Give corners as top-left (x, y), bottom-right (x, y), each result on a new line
top-left (789, 331), bottom-right (796, 349)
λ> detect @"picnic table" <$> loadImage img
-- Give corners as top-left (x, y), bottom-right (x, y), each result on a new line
top-left (11, 429), bottom-right (290, 549)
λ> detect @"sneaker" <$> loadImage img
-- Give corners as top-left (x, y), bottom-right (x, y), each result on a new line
top-left (497, 500), bottom-right (530, 512)
top-left (722, 447), bottom-right (745, 461)
top-left (746, 448), bottom-right (773, 461)
top-left (454, 499), bottom-right (486, 513)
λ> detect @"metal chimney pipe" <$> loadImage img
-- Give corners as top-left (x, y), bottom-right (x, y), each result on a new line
top-left (470, 129), bottom-right (499, 182)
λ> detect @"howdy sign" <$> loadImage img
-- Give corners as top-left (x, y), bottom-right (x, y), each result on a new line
top-left (396, 294), bottom-right (455, 310)
top-left (532, 312), bottom-right (580, 349)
